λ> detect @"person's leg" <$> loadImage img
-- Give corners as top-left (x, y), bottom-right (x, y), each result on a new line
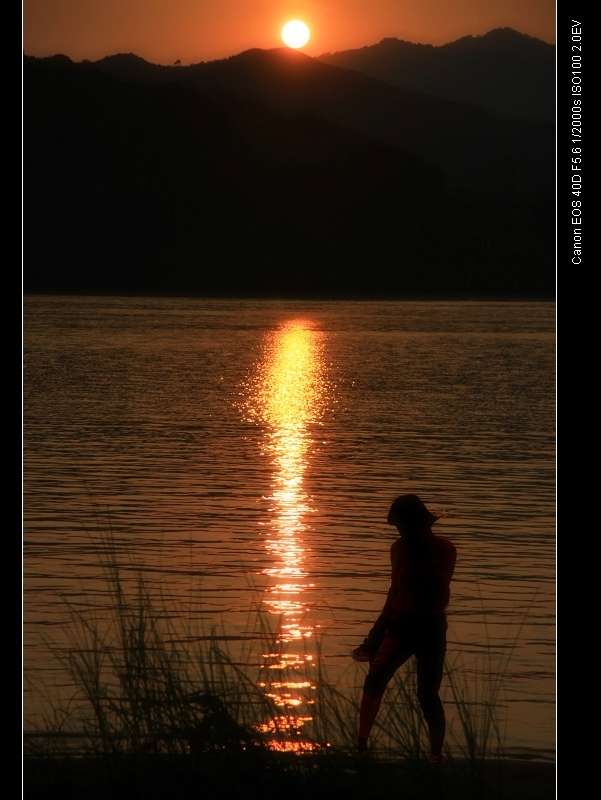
top-left (358, 632), bottom-right (411, 752)
top-left (415, 616), bottom-right (447, 762)
top-left (358, 694), bottom-right (381, 752)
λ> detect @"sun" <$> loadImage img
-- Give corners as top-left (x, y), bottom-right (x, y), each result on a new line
top-left (281, 20), bottom-right (310, 49)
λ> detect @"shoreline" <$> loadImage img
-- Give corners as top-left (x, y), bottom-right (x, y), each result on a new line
top-left (24, 751), bottom-right (556, 800)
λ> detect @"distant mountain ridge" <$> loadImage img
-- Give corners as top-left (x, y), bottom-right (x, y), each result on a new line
top-left (23, 35), bottom-right (555, 299)
top-left (91, 41), bottom-right (553, 198)
top-left (317, 28), bottom-right (555, 121)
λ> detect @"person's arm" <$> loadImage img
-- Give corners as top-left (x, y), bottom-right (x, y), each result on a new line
top-left (435, 540), bottom-right (456, 585)
top-left (357, 574), bottom-right (397, 659)
top-left (416, 539), bottom-right (456, 612)
top-left (369, 583), bottom-right (396, 638)
top-left (351, 542), bottom-right (399, 662)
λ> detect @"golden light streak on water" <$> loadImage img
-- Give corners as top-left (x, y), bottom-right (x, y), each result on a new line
top-left (245, 319), bottom-right (328, 749)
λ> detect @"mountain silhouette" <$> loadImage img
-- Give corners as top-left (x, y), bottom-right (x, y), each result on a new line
top-left (23, 36), bottom-right (555, 299)
top-left (318, 28), bottom-right (555, 121)
top-left (92, 43), bottom-right (553, 198)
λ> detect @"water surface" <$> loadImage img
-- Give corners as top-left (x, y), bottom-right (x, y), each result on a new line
top-left (23, 296), bottom-right (555, 757)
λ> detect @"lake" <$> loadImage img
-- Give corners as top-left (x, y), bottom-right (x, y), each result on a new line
top-left (23, 295), bottom-right (555, 759)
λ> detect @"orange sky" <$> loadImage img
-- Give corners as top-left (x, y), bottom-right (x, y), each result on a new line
top-left (23, 1), bottom-right (556, 66)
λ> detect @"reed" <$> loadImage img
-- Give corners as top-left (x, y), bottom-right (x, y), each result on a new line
top-left (24, 528), bottom-right (535, 800)
top-left (25, 531), bottom-right (282, 758)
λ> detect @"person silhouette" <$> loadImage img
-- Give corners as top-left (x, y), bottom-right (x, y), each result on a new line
top-left (352, 494), bottom-right (456, 763)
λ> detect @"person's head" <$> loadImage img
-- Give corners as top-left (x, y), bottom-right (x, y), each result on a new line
top-left (387, 494), bottom-right (436, 535)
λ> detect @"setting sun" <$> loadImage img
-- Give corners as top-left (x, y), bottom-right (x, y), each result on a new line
top-left (281, 20), bottom-right (310, 49)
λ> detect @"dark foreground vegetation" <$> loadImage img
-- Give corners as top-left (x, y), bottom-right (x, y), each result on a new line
top-left (23, 532), bottom-right (554, 799)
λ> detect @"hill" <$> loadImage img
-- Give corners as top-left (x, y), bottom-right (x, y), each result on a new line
top-left (317, 28), bottom-right (555, 121)
top-left (92, 44), bottom-right (553, 198)
top-left (23, 46), bottom-right (555, 298)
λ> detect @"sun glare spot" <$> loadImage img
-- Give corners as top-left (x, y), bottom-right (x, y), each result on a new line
top-left (281, 20), bottom-right (310, 49)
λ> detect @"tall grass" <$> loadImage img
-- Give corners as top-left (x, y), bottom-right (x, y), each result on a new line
top-left (24, 528), bottom-right (524, 788)
top-left (25, 532), bottom-right (286, 758)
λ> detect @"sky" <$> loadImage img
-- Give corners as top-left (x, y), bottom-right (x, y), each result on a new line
top-left (23, 1), bottom-right (556, 66)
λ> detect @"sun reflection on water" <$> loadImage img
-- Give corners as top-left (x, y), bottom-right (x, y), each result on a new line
top-left (244, 319), bottom-right (328, 749)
